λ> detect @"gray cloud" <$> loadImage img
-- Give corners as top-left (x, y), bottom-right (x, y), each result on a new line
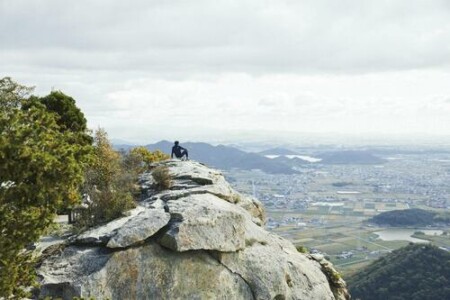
top-left (2, 0), bottom-right (450, 74)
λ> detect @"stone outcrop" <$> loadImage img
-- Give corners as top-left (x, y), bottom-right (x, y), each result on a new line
top-left (37, 160), bottom-right (350, 300)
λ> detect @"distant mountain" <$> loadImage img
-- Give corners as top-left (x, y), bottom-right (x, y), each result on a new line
top-left (145, 141), bottom-right (297, 174)
top-left (348, 244), bottom-right (450, 300)
top-left (111, 138), bottom-right (135, 145)
top-left (258, 147), bottom-right (300, 156)
top-left (112, 144), bottom-right (136, 151)
top-left (319, 150), bottom-right (385, 164)
top-left (111, 139), bottom-right (137, 151)
top-left (271, 155), bottom-right (309, 166)
top-left (144, 140), bottom-right (174, 153)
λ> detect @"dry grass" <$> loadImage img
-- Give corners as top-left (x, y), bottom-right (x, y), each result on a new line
top-left (152, 166), bottom-right (173, 191)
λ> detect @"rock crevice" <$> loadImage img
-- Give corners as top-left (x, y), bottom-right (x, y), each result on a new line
top-left (207, 250), bottom-right (257, 300)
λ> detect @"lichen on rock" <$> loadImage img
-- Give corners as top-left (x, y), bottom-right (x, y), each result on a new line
top-left (36, 160), bottom-right (350, 300)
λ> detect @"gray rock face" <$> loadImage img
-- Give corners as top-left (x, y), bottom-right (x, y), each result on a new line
top-left (216, 238), bottom-right (335, 300)
top-left (159, 193), bottom-right (247, 252)
top-left (74, 206), bottom-right (146, 245)
top-left (37, 160), bottom-right (349, 300)
top-left (107, 208), bottom-right (170, 248)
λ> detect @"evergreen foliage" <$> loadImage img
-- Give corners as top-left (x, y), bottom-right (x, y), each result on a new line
top-left (36, 91), bottom-right (88, 133)
top-left (348, 244), bottom-right (450, 300)
top-left (0, 78), bottom-right (92, 298)
top-left (23, 90), bottom-right (93, 146)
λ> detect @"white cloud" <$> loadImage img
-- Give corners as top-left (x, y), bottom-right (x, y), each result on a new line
top-left (2, 0), bottom-right (450, 143)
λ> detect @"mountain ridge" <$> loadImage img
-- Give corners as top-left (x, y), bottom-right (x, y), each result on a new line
top-left (144, 141), bottom-right (297, 174)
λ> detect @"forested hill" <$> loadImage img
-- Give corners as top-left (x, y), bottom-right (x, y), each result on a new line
top-left (348, 244), bottom-right (450, 300)
top-left (369, 208), bottom-right (440, 227)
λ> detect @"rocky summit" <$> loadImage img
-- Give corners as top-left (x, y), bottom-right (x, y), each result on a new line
top-left (37, 160), bottom-right (350, 300)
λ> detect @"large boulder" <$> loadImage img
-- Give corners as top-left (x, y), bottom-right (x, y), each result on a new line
top-left (37, 160), bottom-right (350, 300)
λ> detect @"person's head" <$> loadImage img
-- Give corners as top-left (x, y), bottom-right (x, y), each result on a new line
top-left (174, 141), bottom-right (179, 145)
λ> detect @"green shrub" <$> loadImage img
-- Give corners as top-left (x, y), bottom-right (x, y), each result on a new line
top-left (296, 246), bottom-right (309, 253)
top-left (152, 166), bottom-right (173, 191)
top-left (128, 147), bottom-right (169, 171)
top-left (75, 129), bottom-right (136, 230)
top-left (75, 190), bottom-right (135, 230)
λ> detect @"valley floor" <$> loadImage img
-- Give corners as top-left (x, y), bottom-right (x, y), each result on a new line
top-left (226, 153), bottom-right (450, 276)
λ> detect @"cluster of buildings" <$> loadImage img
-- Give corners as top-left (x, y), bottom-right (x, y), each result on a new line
top-left (229, 153), bottom-right (450, 215)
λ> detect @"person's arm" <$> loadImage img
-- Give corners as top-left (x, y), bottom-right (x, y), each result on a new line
top-left (171, 147), bottom-right (174, 158)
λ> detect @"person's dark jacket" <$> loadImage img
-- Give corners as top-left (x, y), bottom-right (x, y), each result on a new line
top-left (171, 145), bottom-right (186, 158)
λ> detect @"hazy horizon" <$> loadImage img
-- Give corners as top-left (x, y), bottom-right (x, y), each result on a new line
top-left (111, 130), bottom-right (450, 149)
top-left (2, 0), bottom-right (450, 144)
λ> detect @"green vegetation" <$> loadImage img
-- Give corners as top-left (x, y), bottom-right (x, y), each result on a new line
top-left (129, 146), bottom-right (169, 170)
top-left (76, 131), bottom-right (170, 229)
top-left (0, 78), bottom-right (92, 298)
top-left (152, 166), bottom-right (173, 191)
top-left (296, 245), bottom-right (309, 253)
top-left (76, 128), bottom-right (136, 229)
top-left (0, 77), bottom-right (168, 297)
top-left (22, 90), bottom-right (94, 214)
top-left (348, 244), bottom-right (450, 300)
top-left (369, 209), bottom-right (436, 227)
top-left (24, 90), bottom-right (93, 146)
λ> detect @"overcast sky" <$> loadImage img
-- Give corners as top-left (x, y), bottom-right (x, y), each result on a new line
top-left (2, 0), bottom-right (450, 145)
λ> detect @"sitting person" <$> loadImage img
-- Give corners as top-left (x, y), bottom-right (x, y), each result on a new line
top-left (171, 141), bottom-right (189, 160)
